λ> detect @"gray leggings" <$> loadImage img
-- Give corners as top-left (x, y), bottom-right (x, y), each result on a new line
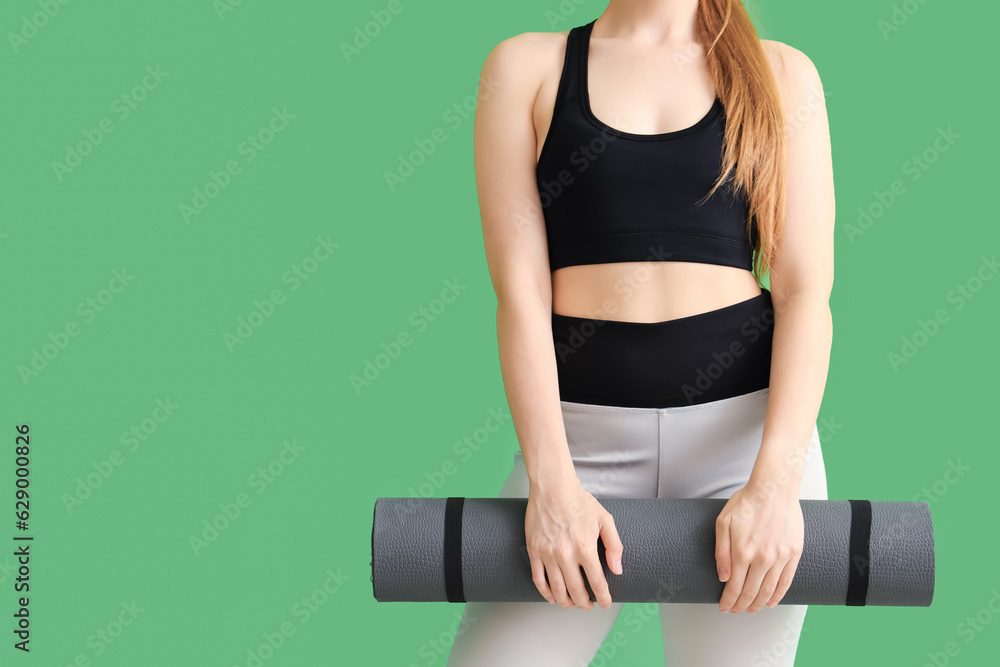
top-left (445, 387), bottom-right (829, 666)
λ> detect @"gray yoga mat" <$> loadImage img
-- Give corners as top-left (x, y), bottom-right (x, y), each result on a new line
top-left (370, 497), bottom-right (934, 606)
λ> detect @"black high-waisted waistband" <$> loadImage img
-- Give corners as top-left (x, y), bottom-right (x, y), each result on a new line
top-left (552, 290), bottom-right (774, 408)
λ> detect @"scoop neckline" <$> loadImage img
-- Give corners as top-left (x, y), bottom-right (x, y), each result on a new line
top-left (578, 19), bottom-right (723, 141)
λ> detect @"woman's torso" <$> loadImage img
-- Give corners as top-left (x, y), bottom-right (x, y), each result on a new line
top-left (532, 20), bottom-right (763, 323)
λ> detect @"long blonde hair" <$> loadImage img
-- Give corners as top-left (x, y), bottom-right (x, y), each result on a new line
top-left (695, 0), bottom-right (786, 282)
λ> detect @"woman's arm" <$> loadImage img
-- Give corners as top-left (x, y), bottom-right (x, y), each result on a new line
top-left (474, 33), bottom-right (624, 610)
top-left (715, 41), bottom-right (836, 614)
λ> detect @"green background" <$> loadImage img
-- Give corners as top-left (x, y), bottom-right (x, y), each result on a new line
top-left (2, 0), bottom-right (997, 664)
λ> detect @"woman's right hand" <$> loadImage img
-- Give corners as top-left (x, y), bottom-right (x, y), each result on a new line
top-left (524, 476), bottom-right (624, 609)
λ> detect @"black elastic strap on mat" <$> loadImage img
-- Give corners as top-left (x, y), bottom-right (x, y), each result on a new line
top-left (444, 497), bottom-right (466, 603)
top-left (846, 499), bottom-right (872, 606)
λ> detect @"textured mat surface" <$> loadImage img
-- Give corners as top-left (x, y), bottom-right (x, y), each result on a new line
top-left (371, 497), bottom-right (934, 606)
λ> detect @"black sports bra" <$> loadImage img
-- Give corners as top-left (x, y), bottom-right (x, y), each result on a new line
top-left (536, 19), bottom-right (757, 272)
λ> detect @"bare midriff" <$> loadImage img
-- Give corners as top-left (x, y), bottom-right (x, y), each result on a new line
top-left (551, 261), bottom-right (763, 323)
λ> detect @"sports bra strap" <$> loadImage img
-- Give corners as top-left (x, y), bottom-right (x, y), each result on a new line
top-left (552, 25), bottom-right (584, 117)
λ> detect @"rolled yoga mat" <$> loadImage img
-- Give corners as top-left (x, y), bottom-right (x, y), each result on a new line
top-left (370, 497), bottom-right (934, 606)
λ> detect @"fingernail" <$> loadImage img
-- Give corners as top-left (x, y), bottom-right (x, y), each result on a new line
top-left (720, 607), bottom-right (729, 614)
top-left (613, 559), bottom-right (622, 573)
top-left (718, 570), bottom-right (728, 580)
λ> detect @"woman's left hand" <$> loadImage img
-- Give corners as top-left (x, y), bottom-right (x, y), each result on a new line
top-left (714, 477), bottom-right (804, 613)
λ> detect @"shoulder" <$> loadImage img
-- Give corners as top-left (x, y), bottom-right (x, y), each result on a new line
top-left (479, 29), bottom-right (570, 89)
top-left (758, 39), bottom-right (826, 113)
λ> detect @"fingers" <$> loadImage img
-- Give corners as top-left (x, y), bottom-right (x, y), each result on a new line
top-left (718, 554), bottom-right (748, 613)
top-left (731, 559), bottom-right (767, 613)
top-left (713, 492), bottom-right (804, 614)
top-left (558, 551), bottom-right (595, 609)
top-left (714, 512), bottom-right (732, 583)
top-left (529, 555), bottom-right (555, 603)
top-left (601, 512), bottom-right (624, 576)
top-left (766, 551), bottom-right (801, 608)
top-left (580, 544), bottom-right (613, 609)
top-left (543, 558), bottom-right (573, 608)
top-left (726, 546), bottom-right (799, 613)
top-left (524, 493), bottom-right (621, 610)
top-left (747, 561), bottom-right (783, 613)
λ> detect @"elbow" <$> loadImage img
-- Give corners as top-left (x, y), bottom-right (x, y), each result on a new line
top-left (770, 257), bottom-right (834, 314)
top-left (494, 275), bottom-right (552, 316)
top-left (770, 277), bottom-right (833, 317)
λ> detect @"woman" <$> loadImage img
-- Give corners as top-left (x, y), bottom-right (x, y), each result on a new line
top-left (448, 0), bottom-right (834, 664)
